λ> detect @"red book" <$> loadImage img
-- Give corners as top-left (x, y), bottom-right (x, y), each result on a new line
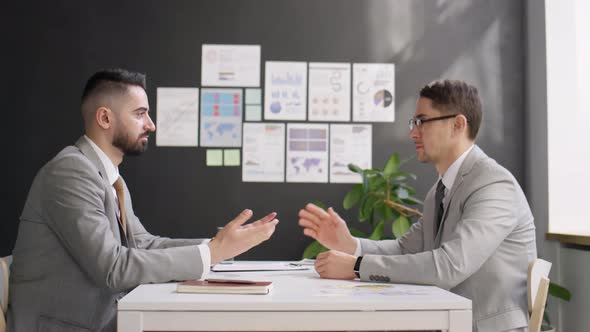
top-left (177, 279), bottom-right (272, 295)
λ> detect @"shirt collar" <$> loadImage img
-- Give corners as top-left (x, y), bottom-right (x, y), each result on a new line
top-left (84, 135), bottom-right (119, 186)
top-left (439, 144), bottom-right (474, 191)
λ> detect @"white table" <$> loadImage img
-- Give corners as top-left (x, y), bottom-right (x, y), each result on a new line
top-left (118, 262), bottom-right (472, 332)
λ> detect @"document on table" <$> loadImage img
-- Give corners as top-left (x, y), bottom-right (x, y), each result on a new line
top-left (211, 262), bottom-right (311, 272)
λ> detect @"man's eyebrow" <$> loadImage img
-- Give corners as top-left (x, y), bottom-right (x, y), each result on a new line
top-left (414, 113), bottom-right (427, 118)
top-left (132, 107), bottom-right (149, 112)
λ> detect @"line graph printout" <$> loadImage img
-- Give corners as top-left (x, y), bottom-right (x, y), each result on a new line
top-left (330, 124), bottom-right (372, 183)
top-left (156, 88), bottom-right (199, 147)
top-left (264, 61), bottom-right (307, 121)
top-left (200, 88), bottom-right (243, 147)
top-left (353, 63), bottom-right (395, 122)
top-left (308, 62), bottom-right (351, 122)
top-left (201, 44), bottom-right (260, 87)
top-left (242, 123), bottom-right (285, 183)
top-left (286, 123), bottom-right (329, 183)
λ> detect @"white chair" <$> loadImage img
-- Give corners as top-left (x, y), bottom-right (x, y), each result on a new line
top-left (528, 258), bottom-right (552, 332)
top-left (0, 255), bottom-right (12, 332)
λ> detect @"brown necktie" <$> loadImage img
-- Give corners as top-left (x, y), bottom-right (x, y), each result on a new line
top-left (113, 177), bottom-right (127, 237)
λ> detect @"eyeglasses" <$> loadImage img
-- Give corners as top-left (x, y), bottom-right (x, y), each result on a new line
top-left (408, 114), bottom-right (459, 131)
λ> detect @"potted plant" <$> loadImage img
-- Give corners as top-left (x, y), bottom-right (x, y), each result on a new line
top-left (541, 282), bottom-right (571, 332)
top-left (303, 153), bottom-right (423, 258)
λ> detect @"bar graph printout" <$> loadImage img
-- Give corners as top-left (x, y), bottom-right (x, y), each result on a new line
top-left (264, 61), bottom-right (307, 120)
top-left (242, 123), bottom-right (285, 182)
top-left (200, 88), bottom-right (243, 147)
top-left (286, 123), bottom-right (329, 183)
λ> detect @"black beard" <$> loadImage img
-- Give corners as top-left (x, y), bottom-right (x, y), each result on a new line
top-left (113, 131), bottom-right (148, 156)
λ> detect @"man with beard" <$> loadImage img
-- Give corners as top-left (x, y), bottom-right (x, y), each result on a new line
top-left (8, 68), bottom-right (279, 332)
top-left (299, 80), bottom-right (536, 332)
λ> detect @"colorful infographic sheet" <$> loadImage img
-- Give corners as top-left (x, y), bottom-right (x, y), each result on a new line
top-left (264, 61), bottom-right (307, 120)
top-left (308, 62), bottom-right (351, 122)
top-left (156, 88), bottom-right (199, 147)
top-left (201, 44), bottom-right (261, 87)
top-left (200, 88), bottom-right (242, 147)
top-left (352, 63), bottom-right (395, 122)
top-left (286, 123), bottom-right (329, 183)
top-left (329, 124), bottom-right (372, 183)
top-left (242, 123), bottom-right (285, 182)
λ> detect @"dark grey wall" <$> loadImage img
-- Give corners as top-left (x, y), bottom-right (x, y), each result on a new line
top-left (1, 0), bottom-right (525, 259)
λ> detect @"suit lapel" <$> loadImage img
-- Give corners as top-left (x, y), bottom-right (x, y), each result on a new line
top-left (75, 136), bottom-right (127, 246)
top-left (422, 183), bottom-right (437, 251)
top-left (434, 145), bottom-right (485, 247)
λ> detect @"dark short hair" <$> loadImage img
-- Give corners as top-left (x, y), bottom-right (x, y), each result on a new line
top-left (82, 68), bottom-right (146, 103)
top-left (419, 79), bottom-right (482, 140)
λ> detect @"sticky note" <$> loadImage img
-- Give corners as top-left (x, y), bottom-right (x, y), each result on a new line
top-left (245, 105), bottom-right (262, 121)
top-left (245, 88), bottom-right (262, 105)
top-left (224, 149), bottom-right (241, 166)
top-left (206, 149), bottom-right (223, 166)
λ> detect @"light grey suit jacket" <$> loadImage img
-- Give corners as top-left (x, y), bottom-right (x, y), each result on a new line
top-left (8, 137), bottom-right (208, 332)
top-left (358, 146), bottom-right (537, 332)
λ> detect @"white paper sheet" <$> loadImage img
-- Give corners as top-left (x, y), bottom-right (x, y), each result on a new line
top-left (156, 88), bottom-right (199, 147)
top-left (201, 44), bottom-right (261, 87)
top-left (329, 124), bottom-right (372, 183)
top-left (211, 262), bottom-right (310, 272)
top-left (308, 62), bottom-right (351, 122)
top-left (242, 123), bottom-right (285, 182)
top-left (286, 123), bottom-right (329, 183)
top-left (264, 61), bottom-right (307, 120)
top-left (200, 88), bottom-right (243, 147)
top-left (352, 63), bottom-right (395, 122)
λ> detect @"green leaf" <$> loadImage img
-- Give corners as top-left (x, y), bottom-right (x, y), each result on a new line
top-left (369, 219), bottom-right (385, 240)
top-left (313, 200), bottom-right (328, 210)
top-left (348, 163), bottom-right (362, 173)
top-left (349, 227), bottom-right (367, 238)
top-left (383, 153), bottom-right (400, 178)
top-left (548, 282), bottom-right (571, 301)
top-left (343, 184), bottom-right (363, 210)
top-left (360, 196), bottom-right (379, 222)
top-left (381, 205), bottom-right (395, 222)
top-left (367, 175), bottom-right (386, 192)
top-left (392, 216), bottom-right (411, 239)
top-left (302, 240), bottom-right (329, 259)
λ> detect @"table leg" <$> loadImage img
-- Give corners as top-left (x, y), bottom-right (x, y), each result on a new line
top-left (118, 311), bottom-right (143, 332)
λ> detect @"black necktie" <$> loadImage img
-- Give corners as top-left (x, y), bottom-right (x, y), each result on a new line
top-left (434, 179), bottom-right (446, 235)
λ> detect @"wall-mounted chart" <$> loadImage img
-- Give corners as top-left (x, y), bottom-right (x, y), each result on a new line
top-left (200, 88), bottom-right (243, 147)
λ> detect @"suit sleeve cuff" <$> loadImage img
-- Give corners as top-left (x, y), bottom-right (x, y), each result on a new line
top-left (353, 237), bottom-right (362, 256)
top-left (197, 243), bottom-right (211, 279)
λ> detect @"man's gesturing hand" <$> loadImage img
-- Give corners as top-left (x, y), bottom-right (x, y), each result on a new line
top-left (298, 203), bottom-right (357, 254)
top-left (209, 209), bottom-right (278, 265)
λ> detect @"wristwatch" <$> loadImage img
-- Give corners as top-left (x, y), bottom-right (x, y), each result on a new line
top-left (353, 256), bottom-right (363, 278)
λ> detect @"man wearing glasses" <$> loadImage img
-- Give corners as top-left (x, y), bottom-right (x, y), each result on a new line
top-left (299, 80), bottom-right (537, 332)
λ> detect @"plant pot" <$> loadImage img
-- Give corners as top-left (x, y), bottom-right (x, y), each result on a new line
top-left (541, 326), bottom-right (556, 332)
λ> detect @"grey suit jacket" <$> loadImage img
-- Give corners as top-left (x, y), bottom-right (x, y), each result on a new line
top-left (358, 146), bottom-right (537, 332)
top-left (8, 137), bottom-right (208, 332)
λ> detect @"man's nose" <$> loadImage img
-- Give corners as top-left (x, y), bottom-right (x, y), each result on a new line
top-left (146, 114), bottom-right (156, 132)
top-left (409, 126), bottom-right (419, 139)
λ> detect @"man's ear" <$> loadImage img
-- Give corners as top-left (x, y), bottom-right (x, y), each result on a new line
top-left (453, 114), bottom-right (468, 135)
top-left (96, 106), bottom-right (113, 130)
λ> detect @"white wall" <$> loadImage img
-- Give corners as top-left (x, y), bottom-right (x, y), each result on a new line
top-left (525, 1), bottom-right (590, 330)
